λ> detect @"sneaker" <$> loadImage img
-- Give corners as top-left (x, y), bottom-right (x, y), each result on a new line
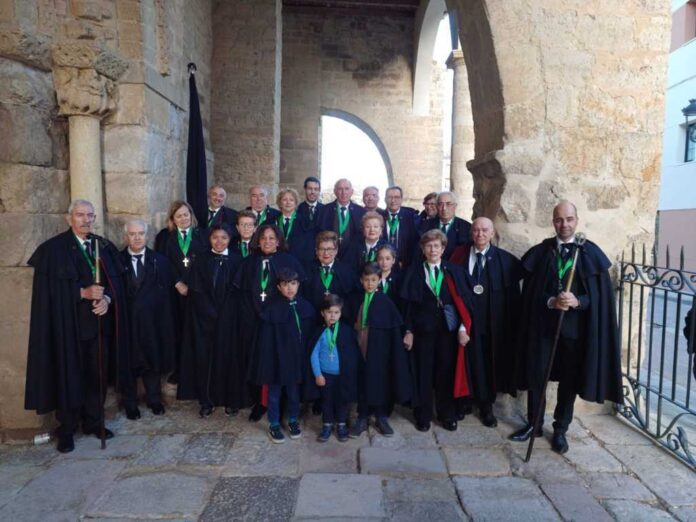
top-left (374, 416), bottom-right (394, 437)
top-left (268, 424), bottom-right (285, 444)
top-left (336, 423), bottom-right (350, 442)
top-left (287, 420), bottom-right (302, 439)
top-left (224, 407), bottom-right (239, 417)
top-left (317, 423), bottom-right (333, 442)
top-left (199, 405), bottom-right (214, 418)
top-left (349, 417), bottom-right (368, 438)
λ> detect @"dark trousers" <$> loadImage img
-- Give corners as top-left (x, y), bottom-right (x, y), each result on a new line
top-left (267, 384), bottom-right (300, 424)
top-left (56, 338), bottom-right (107, 436)
top-left (413, 328), bottom-right (458, 423)
top-left (527, 336), bottom-right (581, 434)
top-left (122, 369), bottom-right (162, 408)
top-left (321, 374), bottom-right (349, 424)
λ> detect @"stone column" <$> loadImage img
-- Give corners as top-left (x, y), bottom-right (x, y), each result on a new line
top-left (52, 42), bottom-right (127, 233)
top-left (446, 49), bottom-right (475, 219)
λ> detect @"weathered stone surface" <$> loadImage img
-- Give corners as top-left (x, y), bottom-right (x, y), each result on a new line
top-left (0, 465), bottom-right (45, 509)
top-left (540, 482), bottom-right (613, 522)
top-left (579, 414), bottom-right (653, 446)
top-left (0, 459), bottom-right (126, 521)
top-left (383, 478), bottom-right (459, 503)
top-left (508, 448), bottom-right (585, 486)
top-left (0, 30), bottom-right (52, 71)
top-left (0, 103), bottom-right (53, 166)
top-left (87, 471), bottom-right (214, 519)
top-left (454, 476), bottom-right (560, 521)
top-left (563, 438), bottom-right (624, 473)
top-left (180, 432), bottom-right (234, 466)
top-left (360, 447), bottom-right (448, 477)
top-left (200, 476), bottom-right (299, 522)
top-left (294, 473), bottom-right (385, 519)
top-left (603, 500), bottom-right (675, 521)
top-left (0, 163), bottom-right (69, 213)
top-left (435, 425), bottom-right (505, 447)
top-left (387, 501), bottom-right (467, 522)
top-left (583, 472), bottom-right (656, 502)
top-left (0, 442), bottom-right (56, 466)
top-left (299, 437), bottom-right (358, 474)
top-left (57, 434), bottom-right (149, 460)
top-left (221, 439), bottom-right (301, 477)
top-left (671, 505), bottom-right (696, 522)
top-left (131, 434), bottom-right (188, 467)
top-left (443, 447), bottom-right (511, 476)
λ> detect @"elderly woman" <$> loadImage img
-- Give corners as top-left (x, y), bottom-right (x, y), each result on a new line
top-left (341, 211), bottom-right (388, 275)
top-left (417, 192), bottom-right (438, 226)
top-left (154, 200), bottom-right (207, 383)
top-left (276, 187), bottom-right (314, 266)
top-left (400, 229), bottom-right (471, 433)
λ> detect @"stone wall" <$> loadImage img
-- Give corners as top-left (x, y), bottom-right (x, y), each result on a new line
top-left (281, 10), bottom-right (444, 209)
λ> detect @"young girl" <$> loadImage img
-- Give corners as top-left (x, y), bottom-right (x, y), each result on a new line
top-left (252, 269), bottom-right (315, 443)
top-left (307, 295), bottom-right (360, 442)
top-left (177, 224), bottom-right (246, 417)
top-left (346, 263), bottom-right (411, 438)
top-left (376, 243), bottom-right (402, 305)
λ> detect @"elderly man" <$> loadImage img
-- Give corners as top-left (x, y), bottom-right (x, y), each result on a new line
top-left (297, 176), bottom-right (324, 231)
top-left (510, 201), bottom-right (622, 454)
top-left (317, 178), bottom-right (366, 253)
top-left (382, 185), bottom-right (419, 267)
top-left (362, 186), bottom-right (386, 217)
top-left (25, 200), bottom-right (130, 453)
top-left (246, 184), bottom-right (280, 225)
top-left (205, 184), bottom-right (238, 232)
top-left (120, 219), bottom-right (176, 418)
top-left (419, 191), bottom-right (472, 260)
top-left (450, 217), bottom-right (522, 427)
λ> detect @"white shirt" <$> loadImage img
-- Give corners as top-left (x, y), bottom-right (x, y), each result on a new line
top-left (468, 245), bottom-right (490, 275)
top-left (178, 227), bottom-right (191, 239)
top-left (212, 248), bottom-right (229, 256)
top-left (320, 261), bottom-right (335, 271)
top-left (421, 261), bottom-right (466, 333)
top-left (128, 248), bottom-right (146, 275)
top-left (556, 235), bottom-right (576, 251)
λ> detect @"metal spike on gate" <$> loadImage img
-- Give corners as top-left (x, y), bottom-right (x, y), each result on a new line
top-left (680, 246), bottom-right (685, 271)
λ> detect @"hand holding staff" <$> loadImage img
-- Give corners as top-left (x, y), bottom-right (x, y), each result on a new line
top-left (525, 233), bottom-right (586, 462)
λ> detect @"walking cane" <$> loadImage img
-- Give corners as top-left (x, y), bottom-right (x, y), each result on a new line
top-left (93, 236), bottom-right (107, 450)
top-left (525, 233), bottom-right (586, 462)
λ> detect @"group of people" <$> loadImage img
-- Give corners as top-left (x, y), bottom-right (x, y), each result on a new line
top-left (24, 176), bottom-right (623, 454)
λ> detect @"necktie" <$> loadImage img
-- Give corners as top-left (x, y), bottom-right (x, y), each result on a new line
top-left (84, 240), bottom-right (92, 258)
top-left (133, 254), bottom-right (143, 280)
top-left (181, 230), bottom-right (187, 240)
top-left (434, 265), bottom-right (440, 280)
top-left (309, 205), bottom-right (315, 219)
top-left (290, 300), bottom-right (301, 336)
top-left (561, 244), bottom-right (571, 261)
top-left (284, 217), bottom-right (290, 234)
top-left (208, 209), bottom-right (215, 223)
top-left (241, 241), bottom-right (249, 257)
top-left (474, 252), bottom-right (483, 280)
top-left (340, 206), bottom-right (347, 219)
top-left (440, 222), bottom-right (448, 233)
top-left (323, 265), bottom-right (330, 275)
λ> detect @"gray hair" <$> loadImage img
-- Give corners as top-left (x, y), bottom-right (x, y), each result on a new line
top-left (249, 184), bottom-right (269, 197)
top-left (334, 178), bottom-right (353, 190)
top-left (436, 191), bottom-right (458, 205)
top-left (363, 186), bottom-right (379, 194)
top-left (123, 218), bottom-right (149, 235)
top-left (67, 199), bottom-right (94, 214)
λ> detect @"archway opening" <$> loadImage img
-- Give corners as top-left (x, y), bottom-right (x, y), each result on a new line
top-left (319, 111), bottom-right (392, 207)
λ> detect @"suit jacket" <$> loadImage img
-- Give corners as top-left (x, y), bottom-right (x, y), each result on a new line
top-left (381, 206), bottom-right (420, 268)
top-left (205, 206), bottom-right (238, 234)
top-left (419, 216), bottom-right (472, 260)
top-left (297, 200), bottom-right (324, 232)
top-left (246, 206), bottom-right (280, 226)
top-left (317, 201), bottom-right (366, 251)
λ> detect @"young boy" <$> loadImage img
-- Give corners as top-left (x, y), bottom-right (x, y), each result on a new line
top-left (346, 263), bottom-right (411, 438)
top-left (252, 268), bottom-right (315, 443)
top-left (308, 295), bottom-right (360, 442)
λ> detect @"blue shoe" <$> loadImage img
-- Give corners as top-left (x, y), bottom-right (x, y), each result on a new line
top-left (317, 423), bottom-right (332, 442)
top-left (349, 417), bottom-right (368, 438)
top-left (336, 423), bottom-right (349, 442)
top-left (268, 424), bottom-right (285, 444)
top-left (375, 416), bottom-right (394, 437)
top-left (287, 420), bottom-right (302, 440)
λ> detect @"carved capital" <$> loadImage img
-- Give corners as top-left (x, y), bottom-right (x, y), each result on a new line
top-left (52, 41), bottom-right (128, 117)
top-left (446, 49), bottom-right (466, 71)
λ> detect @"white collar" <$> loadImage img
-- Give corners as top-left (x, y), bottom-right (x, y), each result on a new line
top-left (128, 248), bottom-right (145, 256)
top-left (556, 236), bottom-right (576, 247)
top-left (212, 248), bottom-right (229, 256)
top-left (472, 244), bottom-right (490, 256)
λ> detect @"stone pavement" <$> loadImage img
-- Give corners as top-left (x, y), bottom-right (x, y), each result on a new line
top-left (1, 401), bottom-right (694, 521)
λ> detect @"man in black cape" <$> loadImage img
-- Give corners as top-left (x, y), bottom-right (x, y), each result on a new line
top-left (296, 176), bottom-right (324, 233)
top-left (382, 185), bottom-right (419, 268)
top-left (316, 178), bottom-right (366, 255)
top-left (25, 199), bottom-right (131, 453)
top-left (120, 219), bottom-right (176, 417)
top-left (450, 217), bottom-right (522, 427)
top-left (418, 191), bottom-right (471, 260)
top-left (510, 201), bottom-right (623, 454)
top-left (204, 184), bottom-right (238, 235)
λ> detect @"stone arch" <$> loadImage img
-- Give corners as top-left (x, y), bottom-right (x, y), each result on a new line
top-left (320, 108), bottom-right (395, 187)
top-left (413, 0), bottom-right (447, 116)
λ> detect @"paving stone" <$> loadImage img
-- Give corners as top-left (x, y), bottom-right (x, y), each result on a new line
top-left (0, 459), bottom-right (126, 521)
top-left (368, 417), bottom-right (438, 450)
top-left (360, 447), bottom-right (448, 477)
top-left (541, 482), bottom-right (613, 522)
top-left (443, 447), bottom-right (511, 476)
top-left (509, 448), bottom-right (585, 485)
top-left (583, 472), bottom-right (657, 502)
top-left (86, 470), bottom-right (214, 519)
top-left (56, 434), bottom-right (149, 460)
top-left (387, 501), bottom-right (467, 521)
top-left (221, 439), bottom-right (301, 477)
top-left (299, 438), bottom-right (358, 473)
top-left (454, 476), bottom-right (560, 521)
top-left (131, 434), bottom-right (188, 467)
top-left (0, 442), bottom-right (57, 466)
top-left (670, 505), bottom-right (696, 522)
top-left (434, 425), bottom-right (504, 448)
top-left (111, 402), bottom-right (240, 436)
top-left (0, 465), bottom-right (45, 509)
top-left (562, 438), bottom-right (624, 472)
top-left (578, 414), bottom-right (653, 446)
top-left (603, 499), bottom-right (676, 521)
top-left (383, 478), bottom-right (458, 503)
top-left (605, 444), bottom-right (696, 506)
top-left (180, 433), bottom-right (235, 466)
top-left (294, 473), bottom-right (384, 519)
top-left (199, 476), bottom-right (299, 521)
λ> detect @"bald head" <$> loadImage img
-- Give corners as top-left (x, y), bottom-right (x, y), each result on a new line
top-left (334, 178), bottom-right (353, 205)
top-left (471, 217), bottom-right (495, 250)
top-left (552, 200), bottom-right (579, 241)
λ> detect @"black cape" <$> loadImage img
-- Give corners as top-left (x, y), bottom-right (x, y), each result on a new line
top-left (301, 259), bottom-right (360, 316)
top-left (516, 238), bottom-right (623, 404)
top-left (341, 239), bottom-right (388, 275)
top-left (120, 247), bottom-right (176, 375)
top-left (276, 213), bottom-right (316, 267)
top-left (25, 230), bottom-right (131, 414)
top-left (177, 251), bottom-right (248, 408)
top-left (344, 291), bottom-right (412, 405)
top-left (303, 321), bottom-right (361, 403)
top-left (250, 295), bottom-right (316, 386)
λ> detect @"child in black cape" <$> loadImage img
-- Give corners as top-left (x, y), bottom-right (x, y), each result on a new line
top-left (306, 294), bottom-right (361, 442)
top-left (376, 243), bottom-right (403, 307)
top-left (345, 263), bottom-right (411, 438)
top-left (251, 268), bottom-right (315, 443)
top-left (177, 224), bottom-right (247, 417)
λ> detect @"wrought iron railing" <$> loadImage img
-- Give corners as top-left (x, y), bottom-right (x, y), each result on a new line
top-left (616, 245), bottom-right (696, 469)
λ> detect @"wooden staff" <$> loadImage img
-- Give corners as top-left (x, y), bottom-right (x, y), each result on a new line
top-left (93, 236), bottom-right (106, 450)
top-left (525, 233), bottom-right (586, 462)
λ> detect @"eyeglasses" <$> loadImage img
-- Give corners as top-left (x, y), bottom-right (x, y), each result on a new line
top-left (238, 223), bottom-right (256, 228)
top-left (317, 247), bottom-right (337, 253)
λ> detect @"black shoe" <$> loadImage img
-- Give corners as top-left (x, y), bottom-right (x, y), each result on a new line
top-left (149, 403), bottom-right (165, 415)
top-left (248, 403), bottom-right (266, 422)
top-left (415, 420), bottom-right (431, 432)
top-left (57, 434), bottom-right (74, 453)
top-left (349, 417), bottom-right (368, 438)
top-left (480, 410), bottom-right (498, 428)
top-left (125, 405), bottom-right (141, 420)
top-left (551, 431), bottom-right (569, 454)
top-left (456, 403), bottom-right (473, 420)
top-left (374, 416), bottom-right (394, 437)
top-left (224, 407), bottom-right (239, 417)
top-left (442, 419), bottom-right (458, 432)
top-left (199, 405), bottom-right (214, 418)
top-left (82, 426), bottom-right (114, 440)
top-left (509, 424), bottom-right (543, 442)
